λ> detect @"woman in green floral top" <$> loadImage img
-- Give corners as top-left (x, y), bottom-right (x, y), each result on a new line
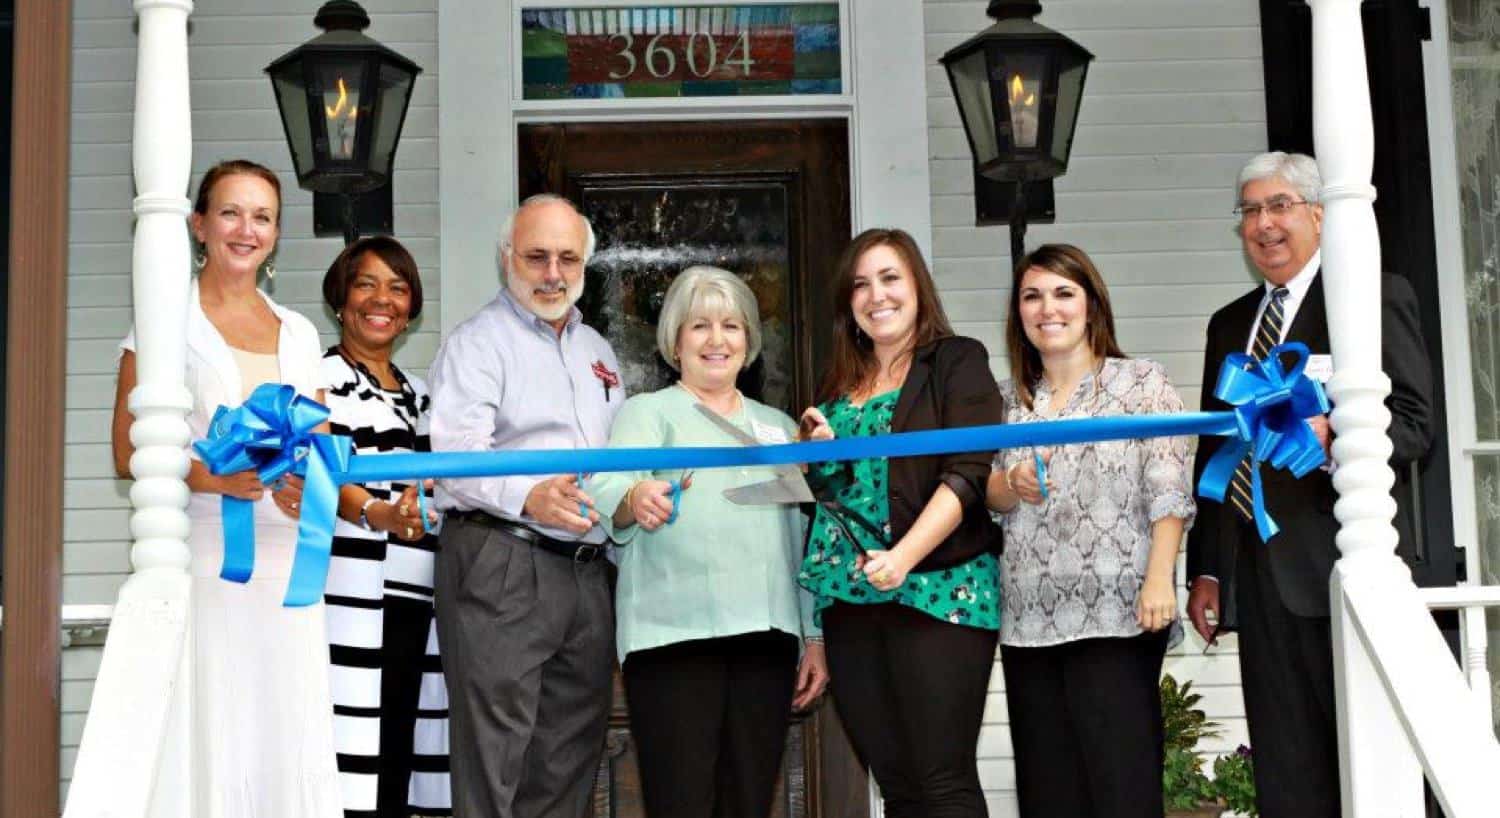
top-left (798, 228), bottom-right (1004, 818)
top-left (800, 393), bottom-right (1001, 628)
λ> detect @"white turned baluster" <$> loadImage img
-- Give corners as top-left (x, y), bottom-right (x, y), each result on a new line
top-left (65, 2), bottom-right (196, 817)
top-left (1308, 1), bottom-right (1426, 815)
top-left (1309, 1), bottom-right (1500, 814)
top-left (1461, 605), bottom-right (1493, 725)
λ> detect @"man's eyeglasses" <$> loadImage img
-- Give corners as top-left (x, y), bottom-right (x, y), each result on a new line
top-left (1233, 196), bottom-right (1312, 222)
top-left (512, 248), bottom-right (584, 274)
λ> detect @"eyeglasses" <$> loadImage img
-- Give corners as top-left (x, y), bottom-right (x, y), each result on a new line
top-left (512, 247), bottom-right (584, 275)
top-left (1233, 196), bottom-right (1312, 222)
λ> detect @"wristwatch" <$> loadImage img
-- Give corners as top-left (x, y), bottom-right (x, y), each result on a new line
top-left (357, 496), bottom-right (381, 531)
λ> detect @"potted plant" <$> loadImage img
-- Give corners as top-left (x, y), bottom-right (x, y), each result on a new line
top-left (1161, 674), bottom-right (1224, 817)
top-left (1211, 745), bottom-right (1258, 817)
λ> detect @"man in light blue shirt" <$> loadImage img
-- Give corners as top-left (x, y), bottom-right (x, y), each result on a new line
top-left (429, 193), bottom-right (624, 818)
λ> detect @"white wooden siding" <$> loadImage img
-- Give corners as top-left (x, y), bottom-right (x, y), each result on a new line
top-left (62, 0), bottom-right (440, 794)
top-left (923, 1), bottom-right (1264, 814)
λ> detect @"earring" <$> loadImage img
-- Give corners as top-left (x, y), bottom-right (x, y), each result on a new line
top-left (263, 260), bottom-right (276, 281)
top-left (194, 251), bottom-right (206, 270)
top-left (335, 312), bottom-right (344, 324)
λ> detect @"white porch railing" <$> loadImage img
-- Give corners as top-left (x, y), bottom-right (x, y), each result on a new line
top-left (1420, 586), bottom-right (1500, 730)
top-left (1313, 0), bottom-right (1500, 816)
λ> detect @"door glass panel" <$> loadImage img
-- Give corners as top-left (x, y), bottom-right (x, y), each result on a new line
top-left (577, 182), bottom-right (797, 412)
top-left (1447, 0), bottom-right (1500, 735)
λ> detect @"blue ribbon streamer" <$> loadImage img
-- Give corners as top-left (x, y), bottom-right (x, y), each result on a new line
top-left (195, 344), bottom-right (1328, 605)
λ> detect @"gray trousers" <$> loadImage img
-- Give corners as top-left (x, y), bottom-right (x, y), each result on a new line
top-left (434, 516), bottom-right (615, 818)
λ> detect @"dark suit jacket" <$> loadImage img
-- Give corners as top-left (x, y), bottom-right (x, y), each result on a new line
top-left (887, 335), bottom-right (1006, 573)
top-left (1185, 271), bottom-right (1434, 621)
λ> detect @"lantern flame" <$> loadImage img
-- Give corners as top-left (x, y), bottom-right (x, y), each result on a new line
top-left (325, 77), bottom-right (350, 119)
top-left (1009, 74), bottom-right (1036, 108)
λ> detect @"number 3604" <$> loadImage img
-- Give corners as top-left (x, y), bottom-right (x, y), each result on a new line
top-left (607, 31), bottom-right (757, 79)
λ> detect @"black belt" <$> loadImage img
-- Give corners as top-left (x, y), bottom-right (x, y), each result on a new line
top-left (453, 510), bottom-right (606, 563)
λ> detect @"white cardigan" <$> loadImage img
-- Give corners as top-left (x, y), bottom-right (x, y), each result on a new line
top-left (121, 280), bottom-right (324, 576)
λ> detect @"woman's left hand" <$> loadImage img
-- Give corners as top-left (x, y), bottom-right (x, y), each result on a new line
top-left (861, 548), bottom-right (911, 592)
top-left (272, 474), bottom-right (305, 520)
top-left (387, 482), bottom-right (435, 542)
top-left (1137, 574), bottom-right (1178, 632)
top-left (792, 641), bottom-right (829, 711)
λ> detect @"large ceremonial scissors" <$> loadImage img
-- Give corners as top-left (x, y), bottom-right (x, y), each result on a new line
top-left (692, 404), bottom-right (889, 553)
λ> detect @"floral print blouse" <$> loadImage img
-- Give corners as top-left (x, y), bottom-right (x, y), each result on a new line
top-left (798, 391), bottom-right (1001, 630)
top-left (994, 358), bottom-right (1195, 647)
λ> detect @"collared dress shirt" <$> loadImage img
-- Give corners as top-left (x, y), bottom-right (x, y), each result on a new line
top-left (1244, 250), bottom-right (1321, 353)
top-left (428, 288), bottom-right (624, 544)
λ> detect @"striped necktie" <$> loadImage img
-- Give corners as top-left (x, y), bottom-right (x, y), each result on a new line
top-left (1228, 286), bottom-right (1290, 525)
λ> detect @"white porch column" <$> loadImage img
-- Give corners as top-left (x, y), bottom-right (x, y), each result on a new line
top-left (1311, 1), bottom-right (1440, 814)
top-left (64, 2), bottom-right (196, 816)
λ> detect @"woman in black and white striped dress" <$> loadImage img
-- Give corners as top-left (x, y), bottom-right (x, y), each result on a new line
top-left (323, 236), bottom-right (451, 818)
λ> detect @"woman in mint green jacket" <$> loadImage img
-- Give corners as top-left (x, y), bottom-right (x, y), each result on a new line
top-left (588, 265), bottom-right (827, 818)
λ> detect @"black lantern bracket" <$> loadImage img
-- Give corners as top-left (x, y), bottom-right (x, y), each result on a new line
top-left (265, 0), bottom-right (423, 245)
top-left (940, 0), bottom-right (1093, 267)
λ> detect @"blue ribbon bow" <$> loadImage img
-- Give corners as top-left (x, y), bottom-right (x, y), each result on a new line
top-left (193, 384), bottom-right (352, 606)
top-left (1195, 342), bottom-right (1331, 541)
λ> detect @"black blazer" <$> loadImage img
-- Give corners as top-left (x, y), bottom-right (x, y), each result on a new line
top-left (886, 335), bottom-right (1006, 572)
top-left (1186, 271), bottom-right (1434, 621)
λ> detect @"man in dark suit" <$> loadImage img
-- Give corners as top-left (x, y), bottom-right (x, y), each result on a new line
top-left (1185, 151), bottom-right (1434, 818)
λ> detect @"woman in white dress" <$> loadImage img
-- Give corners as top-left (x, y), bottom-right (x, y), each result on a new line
top-left (111, 159), bottom-right (342, 817)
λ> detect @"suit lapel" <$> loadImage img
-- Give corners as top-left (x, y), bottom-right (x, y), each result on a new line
top-left (891, 344), bottom-right (934, 432)
top-left (1224, 288), bottom-right (1263, 351)
top-left (1283, 269), bottom-right (1329, 351)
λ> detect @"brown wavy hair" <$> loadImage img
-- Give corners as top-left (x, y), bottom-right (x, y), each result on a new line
top-left (817, 228), bottom-right (954, 403)
top-left (1006, 243), bottom-right (1125, 410)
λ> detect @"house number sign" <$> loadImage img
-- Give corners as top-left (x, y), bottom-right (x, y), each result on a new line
top-left (521, 5), bottom-right (842, 99)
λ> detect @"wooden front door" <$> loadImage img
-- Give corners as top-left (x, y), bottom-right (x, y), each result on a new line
top-left (518, 119), bottom-right (867, 818)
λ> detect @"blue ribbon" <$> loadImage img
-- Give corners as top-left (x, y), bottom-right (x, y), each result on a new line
top-left (1194, 342), bottom-right (1331, 541)
top-left (193, 384), bottom-right (352, 607)
top-left (195, 345), bottom-right (1329, 605)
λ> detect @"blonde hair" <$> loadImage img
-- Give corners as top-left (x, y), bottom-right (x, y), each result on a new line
top-left (656, 265), bottom-right (763, 369)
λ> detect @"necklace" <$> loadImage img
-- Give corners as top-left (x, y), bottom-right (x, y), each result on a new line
top-left (677, 380), bottom-right (742, 416)
top-left (335, 344), bottom-right (419, 446)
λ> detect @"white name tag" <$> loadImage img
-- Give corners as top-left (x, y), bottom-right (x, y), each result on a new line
top-left (751, 419), bottom-right (790, 444)
top-left (1304, 354), bottom-right (1334, 383)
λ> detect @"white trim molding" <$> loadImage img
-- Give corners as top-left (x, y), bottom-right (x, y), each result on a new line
top-left (437, 0), bottom-right (934, 334)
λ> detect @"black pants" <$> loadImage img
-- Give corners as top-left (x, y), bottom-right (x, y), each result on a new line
top-left (822, 602), bottom-right (997, 818)
top-left (374, 595), bottom-right (441, 818)
top-left (623, 630), bottom-right (800, 818)
top-left (1001, 630), bottom-right (1169, 818)
top-left (1235, 534), bottom-right (1340, 818)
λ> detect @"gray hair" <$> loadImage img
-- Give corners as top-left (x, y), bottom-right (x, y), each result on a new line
top-left (495, 193), bottom-right (598, 278)
top-left (657, 265), bottom-right (763, 370)
top-left (1237, 151), bottom-right (1322, 204)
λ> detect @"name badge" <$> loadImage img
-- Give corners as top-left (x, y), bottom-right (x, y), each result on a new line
top-left (751, 419), bottom-right (790, 444)
top-left (1304, 354), bottom-right (1334, 383)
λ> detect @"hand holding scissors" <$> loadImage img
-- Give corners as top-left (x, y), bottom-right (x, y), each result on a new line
top-left (1007, 450), bottom-right (1052, 505)
top-left (627, 473), bottom-right (693, 531)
